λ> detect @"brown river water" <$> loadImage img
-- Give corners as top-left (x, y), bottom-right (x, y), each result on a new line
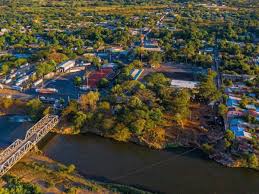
top-left (1, 115), bottom-right (259, 194)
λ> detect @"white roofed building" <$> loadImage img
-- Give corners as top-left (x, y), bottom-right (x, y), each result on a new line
top-left (170, 79), bottom-right (198, 89)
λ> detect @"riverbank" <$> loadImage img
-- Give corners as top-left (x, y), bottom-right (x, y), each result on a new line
top-left (56, 103), bottom-right (217, 149)
top-left (55, 119), bottom-right (259, 171)
top-left (0, 95), bottom-right (27, 116)
top-left (0, 149), bottom-right (152, 194)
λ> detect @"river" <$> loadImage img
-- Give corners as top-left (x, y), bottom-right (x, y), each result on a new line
top-left (0, 116), bottom-right (259, 194)
top-left (0, 115), bottom-right (32, 147)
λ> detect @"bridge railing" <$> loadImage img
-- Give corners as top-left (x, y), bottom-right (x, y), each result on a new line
top-left (0, 141), bottom-right (34, 177)
top-left (0, 139), bottom-right (24, 163)
top-left (25, 114), bottom-right (55, 140)
top-left (31, 115), bottom-right (59, 145)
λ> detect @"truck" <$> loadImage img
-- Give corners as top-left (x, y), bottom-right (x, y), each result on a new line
top-left (35, 88), bottom-right (58, 94)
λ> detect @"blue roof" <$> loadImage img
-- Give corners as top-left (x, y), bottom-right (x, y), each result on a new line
top-left (230, 126), bottom-right (244, 137)
top-left (249, 93), bottom-right (256, 98)
top-left (227, 98), bottom-right (239, 107)
top-left (230, 119), bottom-right (242, 126)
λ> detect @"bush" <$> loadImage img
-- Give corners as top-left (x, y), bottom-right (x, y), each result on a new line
top-left (0, 175), bottom-right (42, 194)
top-left (248, 154), bottom-right (258, 169)
top-left (202, 143), bottom-right (214, 154)
top-left (67, 164), bottom-right (76, 174)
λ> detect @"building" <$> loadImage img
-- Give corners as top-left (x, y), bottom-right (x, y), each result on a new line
top-left (170, 80), bottom-right (198, 89)
top-left (108, 46), bottom-right (125, 53)
top-left (226, 96), bottom-right (241, 108)
top-left (222, 74), bottom-right (255, 82)
top-left (57, 60), bottom-right (76, 72)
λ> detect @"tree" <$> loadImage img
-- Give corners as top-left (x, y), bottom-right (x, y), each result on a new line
top-left (198, 70), bottom-right (221, 102)
top-left (145, 73), bottom-right (169, 88)
top-left (0, 176), bottom-right (42, 194)
top-left (0, 97), bottom-right (13, 109)
top-left (93, 39), bottom-right (104, 52)
top-left (182, 41), bottom-right (196, 63)
top-left (248, 154), bottom-right (258, 169)
top-left (218, 104), bottom-right (228, 117)
top-left (171, 89), bottom-right (190, 128)
top-left (132, 60), bottom-right (143, 69)
top-left (143, 127), bottom-right (166, 148)
top-left (149, 52), bottom-right (162, 69)
top-left (131, 119), bottom-right (146, 135)
top-left (47, 51), bottom-right (68, 64)
top-left (98, 101), bottom-right (110, 112)
top-left (102, 118), bottom-right (115, 130)
top-left (92, 57), bottom-right (102, 69)
top-left (1, 64), bottom-right (9, 75)
top-left (202, 143), bottom-right (214, 154)
top-left (112, 123), bottom-right (132, 142)
top-left (150, 108), bottom-right (163, 122)
top-left (97, 78), bottom-right (109, 88)
top-left (26, 99), bottom-right (43, 120)
top-left (79, 92), bottom-right (100, 111)
top-left (128, 96), bottom-right (142, 109)
top-left (239, 96), bottom-right (249, 109)
top-left (74, 111), bottom-right (87, 129)
top-left (67, 164), bottom-right (76, 174)
top-left (36, 62), bottom-right (55, 77)
top-left (73, 76), bottom-right (82, 86)
top-left (225, 129), bottom-right (235, 141)
top-left (224, 139), bottom-right (232, 149)
top-left (62, 100), bottom-right (78, 119)
top-left (134, 47), bottom-right (146, 61)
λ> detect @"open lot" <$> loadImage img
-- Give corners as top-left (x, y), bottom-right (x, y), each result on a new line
top-left (140, 62), bottom-right (205, 81)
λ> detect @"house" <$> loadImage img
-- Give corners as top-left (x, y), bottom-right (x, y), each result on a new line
top-left (222, 74), bottom-right (255, 82)
top-left (247, 110), bottom-right (257, 118)
top-left (143, 40), bottom-right (162, 52)
top-left (229, 118), bottom-right (252, 139)
top-left (246, 104), bottom-right (256, 111)
top-left (227, 110), bottom-right (245, 118)
top-left (230, 118), bottom-right (242, 126)
top-left (226, 96), bottom-right (241, 107)
top-left (102, 63), bottom-right (117, 68)
top-left (108, 47), bottom-right (125, 53)
top-left (230, 125), bottom-right (245, 137)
